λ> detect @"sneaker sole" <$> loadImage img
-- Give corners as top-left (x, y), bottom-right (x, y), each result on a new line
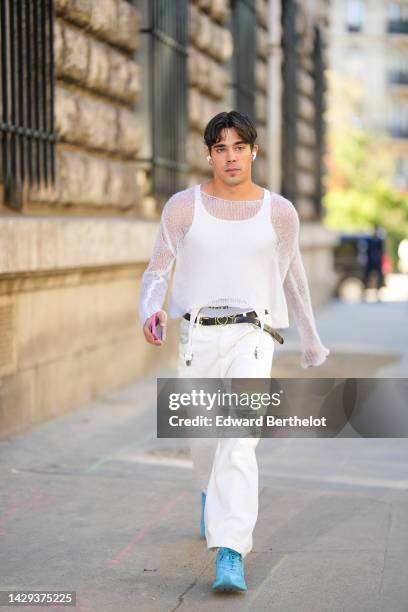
top-left (212, 585), bottom-right (247, 592)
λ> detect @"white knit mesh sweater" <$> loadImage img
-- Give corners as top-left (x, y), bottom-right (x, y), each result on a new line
top-left (138, 185), bottom-right (330, 368)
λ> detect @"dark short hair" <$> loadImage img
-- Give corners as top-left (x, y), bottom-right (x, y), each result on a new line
top-left (203, 110), bottom-right (257, 151)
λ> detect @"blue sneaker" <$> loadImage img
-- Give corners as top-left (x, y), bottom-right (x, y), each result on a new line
top-left (200, 491), bottom-right (206, 538)
top-left (212, 547), bottom-right (247, 592)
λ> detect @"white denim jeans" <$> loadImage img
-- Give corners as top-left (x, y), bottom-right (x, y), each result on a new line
top-left (176, 312), bottom-right (275, 558)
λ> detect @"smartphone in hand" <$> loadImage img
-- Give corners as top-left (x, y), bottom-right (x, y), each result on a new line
top-left (151, 312), bottom-right (163, 341)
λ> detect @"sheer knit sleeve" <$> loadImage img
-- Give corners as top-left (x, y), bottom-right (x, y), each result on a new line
top-left (138, 189), bottom-right (194, 328)
top-left (282, 204), bottom-right (330, 368)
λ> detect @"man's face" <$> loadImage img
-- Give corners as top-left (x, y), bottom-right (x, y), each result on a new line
top-left (208, 127), bottom-right (258, 185)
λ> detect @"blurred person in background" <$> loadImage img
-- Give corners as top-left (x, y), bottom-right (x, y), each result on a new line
top-left (363, 224), bottom-right (385, 301)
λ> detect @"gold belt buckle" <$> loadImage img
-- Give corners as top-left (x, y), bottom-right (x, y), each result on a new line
top-left (215, 314), bottom-right (235, 326)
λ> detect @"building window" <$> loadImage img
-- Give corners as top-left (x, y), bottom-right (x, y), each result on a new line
top-left (138, 0), bottom-right (188, 200)
top-left (345, 0), bottom-right (364, 33)
top-left (394, 156), bottom-right (408, 189)
top-left (0, 0), bottom-right (56, 210)
top-left (389, 103), bottom-right (408, 138)
top-left (388, 2), bottom-right (408, 33)
top-left (232, 0), bottom-right (256, 120)
top-left (388, 53), bottom-right (408, 84)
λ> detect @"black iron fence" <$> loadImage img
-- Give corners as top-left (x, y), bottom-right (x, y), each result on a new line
top-left (139, 0), bottom-right (188, 201)
top-left (281, 0), bottom-right (298, 206)
top-left (232, 0), bottom-right (256, 121)
top-left (313, 25), bottom-right (326, 216)
top-left (0, 0), bottom-right (56, 210)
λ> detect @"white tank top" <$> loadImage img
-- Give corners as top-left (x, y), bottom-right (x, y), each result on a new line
top-left (169, 184), bottom-right (289, 328)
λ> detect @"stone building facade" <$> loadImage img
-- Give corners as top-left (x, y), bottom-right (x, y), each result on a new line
top-left (329, 0), bottom-right (408, 191)
top-left (0, 0), bottom-right (336, 438)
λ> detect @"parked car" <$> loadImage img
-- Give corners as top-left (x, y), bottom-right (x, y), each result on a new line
top-left (333, 231), bottom-right (387, 300)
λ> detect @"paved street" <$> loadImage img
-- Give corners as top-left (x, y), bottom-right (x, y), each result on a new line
top-left (1, 287), bottom-right (408, 611)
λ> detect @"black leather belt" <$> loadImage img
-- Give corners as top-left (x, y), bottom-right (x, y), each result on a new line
top-left (183, 310), bottom-right (284, 345)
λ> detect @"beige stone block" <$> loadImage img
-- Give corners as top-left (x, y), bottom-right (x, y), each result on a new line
top-left (58, 149), bottom-right (138, 208)
top-left (56, 0), bottom-right (139, 53)
top-left (298, 70), bottom-right (314, 97)
top-left (207, 62), bottom-right (227, 100)
top-left (210, 23), bottom-right (223, 61)
top-left (200, 96), bottom-right (214, 131)
top-left (83, 100), bottom-right (117, 151)
top-left (0, 293), bottom-right (180, 439)
top-left (210, 0), bottom-right (230, 24)
top-left (298, 95), bottom-right (315, 122)
top-left (297, 195), bottom-right (317, 222)
top-left (256, 60), bottom-right (268, 93)
top-left (297, 169), bottom-right (317, 198)
top-left (188, 88), bottom-right (201, 129)
top-left (188, 46), bottom-right (199, 86)
top-left (55, 86), bottom-right (140, 156)
top-left (116, 108), bottom-right (142, 157)
top-left (68, 0), bottom-right (93, 26)
top-left (211, 23), bottom-right (233, 62)
top-left (57, 148), bottom-right (109, 206)
top-left (108, 50), bottom-right (130, 96)
top-left (299, 54), bottom-right (314, 74)
top-left (126, 61), bottom-right (140, 102)
top-left (55, 87), bottom-right (80, 141)
top-left (87, 38), bottom-right (111, 92)
top-left (197, 0), bottom-right (212, 11)
top-left (0, 294), bottom-right (17, 377)
top-left (189, 4), bottom-right (200, 42)
top-left (296, 150), bottom-right (312, 177)
top-left (109, 51), bottom-right (140, 103)
top-left (56, 21), bottom-right (139, 104)
top-left (219, 28), bottom-right (233, 62)
top-left (107, 159), bottom-right (139, 209)
top-left (197, 52), bottom-right (211, 91)
top-left (0, 216), bottom-right (159, 275)
top-left (255, 154), bottom-right (268, 185)
top-left (257, 26), bottom-right (269, 60)
top-left (256, 0), bottom-right (268, 29)
top-left (257, 123), bottom-right (267, 152)
top-left (61, 23), bottom-right (89, 82)
top-left (114, 0), bottom-right (139, 51)
top-left (195, 12), bottom-right (212, 53)
top-left (54, 19), bottom-right (64, 67)
top-left (16, 276), bottom-right (138, 369)
top-left (91, 0), bottom-right (117, 38)
top-left (297, 119), bottom-right (316, 148)
top-left (255, 92), bottom-right (267, 123)
top-left (0, 367), bottom-right (36, 439)
top-left (187, 132), bottom-right (207, 172)
top-left (55, 0), bottom-right (70, 11)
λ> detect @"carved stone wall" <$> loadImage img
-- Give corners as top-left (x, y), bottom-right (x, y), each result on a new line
top-left (28, 0), bottom-right (143, 215)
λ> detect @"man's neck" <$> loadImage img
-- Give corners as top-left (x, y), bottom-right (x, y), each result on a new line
top-left (201, 178), bottom-right (264, 201)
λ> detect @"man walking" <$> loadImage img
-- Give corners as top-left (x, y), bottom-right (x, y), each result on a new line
top-left (139, 111), bottom-right (330, 592)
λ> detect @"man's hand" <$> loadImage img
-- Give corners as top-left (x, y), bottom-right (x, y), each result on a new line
top-left (143, 310), bottom-right (167, 346)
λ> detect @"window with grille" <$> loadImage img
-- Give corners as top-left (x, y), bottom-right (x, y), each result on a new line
top-left (281, 0), bottom-right (298, 205)
top-left (231, 0), bottom-right (256, 121)
top-left (138, 0), bottom-right (188, 201)
top-left (388, 2), bottom-right (408, 34)
top-left (0, 0), bottom-right (56, 210)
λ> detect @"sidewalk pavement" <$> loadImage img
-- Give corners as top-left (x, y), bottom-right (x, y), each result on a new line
top-left (1, 293), bottom-right (408, 611)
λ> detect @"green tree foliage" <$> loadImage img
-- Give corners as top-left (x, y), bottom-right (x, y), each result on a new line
top-left (323, 120), bottom-right (408, 270)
